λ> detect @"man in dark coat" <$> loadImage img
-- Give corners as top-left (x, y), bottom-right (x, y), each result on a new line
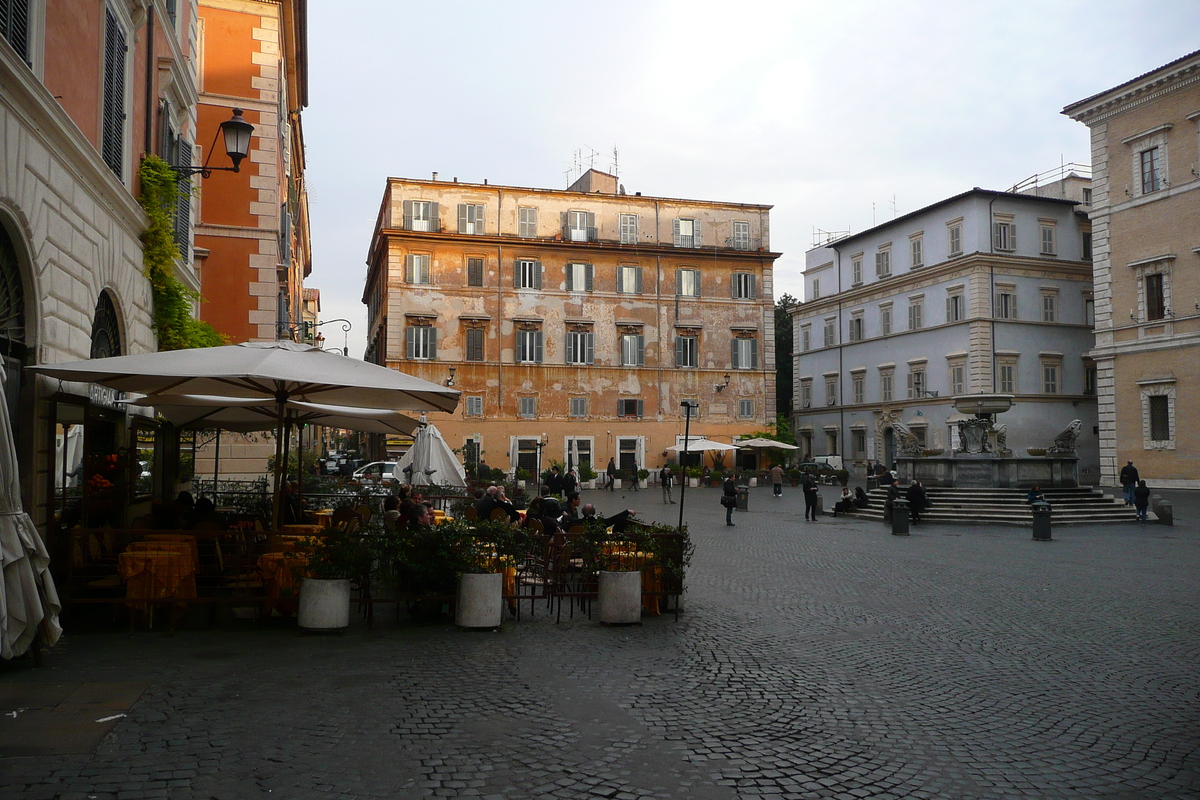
top-left (1120, 461), bottom-right (1139, 506)
top-left (802, 473), bottom-right (819, 522)
top-left (906, 481), bottom-right (927, 524)
top-left (722, 475), bottom-right (738, 526)
top-left (606, 458), bottom-right (618, 491)
top-left (582, 503), bottom-right (637, 534)
top-left (1133, 479), bottom-right (1151, 524)
top-left (546, 466), bottom-right (564, 497)
top-left (562, 469), bottom-right (578, 497)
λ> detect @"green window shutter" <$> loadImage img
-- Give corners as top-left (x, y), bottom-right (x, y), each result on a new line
top-left (565, 266), bottom-right (573, 292)
top-left (675, 269), bottom-right (683, 296)
top-left (534, 262), bottom-right (543, 290)
top-left (634, 266), bottom-right (643, 294)
top-left (586, 332), bottom-right (594, 365)
top-left (514, 260), bottom-right (521, 288)
top-left (672, 219), bottom-right (682, 247)
top-left (534, 331), bottom-right (544, 363)
top-left (585, 264), bottom-right (593, 292)
top-left (429, 328), bottom-right (437, 360)
top-left (749, 274), bottom-right (756, 300)
top-left (429, 203), bottom-right (440, 231)
top-left (635, 334), bottom-right (644, 366)
top-left (750, 339), bottom-right (758, 369)
top-left (636, 399), bottom-right (644, 417)
top-left (402, 199), bottom-right (414, 230)
top-left (675, 337), bottom-right (685, 367)
top-left (405, 327), bottom-right (415, 359)
top-left (616, 266), bottom-right (624, 293)
top-left (101, 9), bottom-right (126, 178)
top-left (731, 339), bottom-right (740, 369)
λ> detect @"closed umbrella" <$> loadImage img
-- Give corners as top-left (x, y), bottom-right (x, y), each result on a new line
top-left (0, 371), bottom-right (62, 659)
top-left (393, 418), bottom-right (466, 488)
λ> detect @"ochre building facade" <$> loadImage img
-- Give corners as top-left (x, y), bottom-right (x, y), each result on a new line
top-left (1065, 50), bottom-right (1200, 488)
top-left (363, 170), bottom-right (779, 477)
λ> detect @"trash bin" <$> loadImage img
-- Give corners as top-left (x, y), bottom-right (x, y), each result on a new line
top-left (736, 484), bottom-right (749, 512)
top-left (867, 476), bottom-right (878, 491)
top-left (1156, 500), bottom-right (1173, 526)
top-left (891, 498), bottom-right (909, 536)
top-left (1031, 500), bottom-right (1052, 540)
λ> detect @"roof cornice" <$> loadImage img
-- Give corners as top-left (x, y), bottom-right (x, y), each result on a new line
top-left (1063, 50), bottom-right (1200, 124)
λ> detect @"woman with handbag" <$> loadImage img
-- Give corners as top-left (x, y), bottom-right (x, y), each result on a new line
top-left (722, 474), bottom-right (737, 526)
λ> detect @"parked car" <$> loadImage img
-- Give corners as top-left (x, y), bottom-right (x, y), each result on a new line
top-left (796, 462), bottom-right (838, 484)
top-left (353, 461), bottom-right (397, 483)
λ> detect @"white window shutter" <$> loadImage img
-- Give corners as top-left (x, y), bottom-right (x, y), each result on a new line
top-left (693, 219), bottom-right (702, 247)
top-left (673, 219), bottom-right (682, 247)
top-left (475, 205), bottom-right (485, 234)
top-left (457, 204), bottom-right (468, 233)
top-left (586, 211), bottom-right (596, 239)
top-left (405, 254), bottom-right (414, 283)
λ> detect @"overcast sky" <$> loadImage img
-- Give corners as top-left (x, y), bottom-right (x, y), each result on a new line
top-left (302, 1), bottom-right (1199, 358)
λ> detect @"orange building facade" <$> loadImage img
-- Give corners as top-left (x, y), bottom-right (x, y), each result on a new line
top-left (194, 0), bottom-right (309, 343)
top-left (364, 170), bottom-right (780, 478)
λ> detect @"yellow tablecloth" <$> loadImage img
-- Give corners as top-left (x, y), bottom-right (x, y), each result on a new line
top-left (281, 523), bottom-right (324, 536)
top-left (118, 549), bottom-right (197, 608)
top-left (143, 533), bottom-right (199, 567)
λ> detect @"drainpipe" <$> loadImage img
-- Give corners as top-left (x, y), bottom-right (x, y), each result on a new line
top-left (988, 195), bottom-right (997, 391)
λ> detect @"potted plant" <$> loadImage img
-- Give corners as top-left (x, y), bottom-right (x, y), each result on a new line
top-left (835, 468), bottom-right (850, 487)
top-left (515, 467), bottom-right (532, 488)
top-left (787, 468), bottom-right (802, 487)
top-left (583, 520), bottom-right (693, 624)
top-left (451, 519), bottom-right (523, 629)
top-left (291, 524), bottom-right (373, 632)
top-left (637, 468), bottom-right (650, 489)
top-left (685, 466), bottom-right (703, 488)
top-left (578, 463), bottom-right (597, 489)
top-left (709, 469), bottom-right (725, 488)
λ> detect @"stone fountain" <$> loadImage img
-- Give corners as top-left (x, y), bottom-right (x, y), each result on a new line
top-left (894, 394), bottom-right (1080, 488)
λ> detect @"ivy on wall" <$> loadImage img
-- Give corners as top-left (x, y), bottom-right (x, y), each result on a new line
top-left (137, 156), bottom-right (226, 350)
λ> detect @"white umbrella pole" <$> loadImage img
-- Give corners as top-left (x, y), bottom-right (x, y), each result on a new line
top-left (271, 396), bottom-right (285, 530)
top-left (213, 429), bottom-right (220, 493)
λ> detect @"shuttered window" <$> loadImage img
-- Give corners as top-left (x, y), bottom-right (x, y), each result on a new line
top-left (465, 328), bottom-right (484, 362)
top-left (732, 273), bottom-right (756, 299)
top-left (619, 214), bottom-right (638, 244)
top-left (465, 396), bottom-right (484, 417)
top-left (405, 254), bottom-right (431, 284)
top-left (675, 336), bottom-right (698, 368)
top-left (405, 326), bottom-right (436, 360)
top-left (515, 259), bottom-right (542, 289)
top-left (676, 269), bottom-right (700, 297)
top-left (617, 399), bottom-right (644, 418)
top-left (519, 397), bottom-right (537, 418)
top-left (457, 204), bottom-right (485, 235)
top-left (617, 265), bottom-right (642, 294)
top-left (102, 8), bottom-right (127, 179)
top-left (518, 207), bottom-right (537, 238)
top-left (0, 0), bottom-right (31, 65)
top-left (516, 329), bottom-right (543, 363)
top-left (566, 263), bottom-right (593, 292)
top-left (564, 210), bottom-right (596, 242)
top-left (402, 200), bottom-right (439, 232)
top-left (565, 331), bottom-right (594, 365)
top-left (620, 334), bottom-right (644, 366)
top-left (731, 338), bottom-right (758, 370)
top-left (673, 218), bottom-right (701, 248)
top-left (173, 139), bottom-right (193, 256)
top-left (466, 257), bottom-right (484, 286)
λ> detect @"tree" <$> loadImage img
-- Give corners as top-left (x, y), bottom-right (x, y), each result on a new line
top-left (775, 293), bottom-right (796, 418)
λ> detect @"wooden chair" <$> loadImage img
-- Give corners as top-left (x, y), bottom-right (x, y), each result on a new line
top-left (490, 508), bottom-right (509, 522)
top-left (331, 506), bottom-right (358, 530)
top-left (354, 505), bottom-right (373, 523)
top-left (464, 506), bottom-right (478, 521)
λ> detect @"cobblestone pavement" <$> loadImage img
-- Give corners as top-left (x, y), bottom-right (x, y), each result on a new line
top-left (2, 486), bottom-right (1198, 799)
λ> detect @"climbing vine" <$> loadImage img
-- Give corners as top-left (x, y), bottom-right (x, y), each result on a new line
top-left (137, 156), bottom-right (226, 350)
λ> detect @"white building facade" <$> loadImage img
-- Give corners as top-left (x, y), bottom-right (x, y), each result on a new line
top-left (791, 187), bottom-right (1100, 482)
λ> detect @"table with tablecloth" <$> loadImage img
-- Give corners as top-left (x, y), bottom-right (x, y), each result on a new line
top-left (117, 545), bottom-right (197, 611)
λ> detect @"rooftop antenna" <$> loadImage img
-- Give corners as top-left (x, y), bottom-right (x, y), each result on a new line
top-left (891, 194), bottom-right (898, 219)
top-left (872, 202), bottom-right (876, 228)
top-left (610, 146), bottom-right (619, 181)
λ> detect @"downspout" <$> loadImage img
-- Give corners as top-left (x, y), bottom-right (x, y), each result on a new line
top-left (496, 191), bottom-right (504, 414)
top-left (988, 195), bottom-right (997, 391)
top-left (143, 4), bottom-right (155, 154)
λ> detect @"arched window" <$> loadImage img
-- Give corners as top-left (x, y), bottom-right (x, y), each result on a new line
top-left (90, 291), bottom-right (122, 359)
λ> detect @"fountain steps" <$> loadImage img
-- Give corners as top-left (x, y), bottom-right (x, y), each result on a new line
top-left (848, 487), bottom-right (1142, 526)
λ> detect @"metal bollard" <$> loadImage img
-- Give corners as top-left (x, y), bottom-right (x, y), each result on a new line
top-left (1031, 501), bottom-right (1052, 540)
top-left (891, 498), bottom-right (910, 536)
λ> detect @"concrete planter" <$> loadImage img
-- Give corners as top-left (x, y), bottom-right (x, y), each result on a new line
top-left (639, 479), bottom-right (648, 489)
top-left (689, 478), bottom-right (700, 488)
top-left (612, 478), bottom-right (622, 489)
top-left (298, 578), bottom-right (351, 632)
top-left (456, 572), bottom-right (503, 628)
top-left (748, 477), bottom-right (757, 487)
top-left (598, 570), bottom-right (642, 624)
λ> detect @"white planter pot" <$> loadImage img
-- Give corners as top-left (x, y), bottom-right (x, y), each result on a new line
top-left (598, 570), bottom-right (642, 624)
top-left (583, 480), bottom-right (595, 489)
top-left (456, 572), bottom-right (503, 628)
top-left (639, 479), bottom-right (649, 489)
top-left (518, 479), bottom-right (526, 488)
top-left (689, 478), bottom-right (700, 488)
top-left (612, 478), bottom-right (622, 489)
top-left (298, 578), bottom-right (351, 631)
top-left (748, 477), bottom-right (757, 487)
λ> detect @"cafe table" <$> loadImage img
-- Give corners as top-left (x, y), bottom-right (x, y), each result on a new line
top-left (117, 547), bottom-right (198, 618)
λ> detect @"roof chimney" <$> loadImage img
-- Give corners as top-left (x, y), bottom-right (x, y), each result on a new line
top-left (432, 171), bottom-right (438, 181)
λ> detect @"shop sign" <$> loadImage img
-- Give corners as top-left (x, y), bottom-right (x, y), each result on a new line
top-left (88, 384), bottom-right (121, 410)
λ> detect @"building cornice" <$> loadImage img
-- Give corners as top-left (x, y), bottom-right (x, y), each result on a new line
top-left (1063, 51), bottom-right (1200, 124)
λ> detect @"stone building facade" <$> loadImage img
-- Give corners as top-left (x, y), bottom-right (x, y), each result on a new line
top-left (363, 170), bottom-right (779, 477)
top-left (791, 186), bottom-right (1100, 481)
top-left (1064, 50), bottom-right (1200, 489)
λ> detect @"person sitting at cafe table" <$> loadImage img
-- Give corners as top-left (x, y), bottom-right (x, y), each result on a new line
top-left (561, 492), bottom-right (583, 524)
top-left (475, 485), bottom-right (519, 523)
top-left (533, 486), bottom-right (564, 533)
top-left (184, 496), bottom-right (222, 529)
top-left (382, 494), bottom-right (403, 524)
top-left (405, 501), bottom-right (434, 529)
top-left (582, 502), bottom-right (637, 534)
top-left (281, 481), bottom-right (312, 525)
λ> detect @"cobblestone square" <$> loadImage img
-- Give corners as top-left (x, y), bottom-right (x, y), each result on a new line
top-left (2, 486), bottom-right (1197, 799)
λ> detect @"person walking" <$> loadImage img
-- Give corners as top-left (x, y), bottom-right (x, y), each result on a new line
top-left (1120, 460), bottom-right (1139, 506)
top-left (906, 480), bottom-right (927, 524)
top-left (770, 464), bottom-right (785, 497)
top-left (802, 472), bottom-right (819, 521)
top-left (721, 474), bottom-right (737, 526)
top-left (1133, 479), bottom-right (1151, 524)
top-left (606, 458), bottom-right (618, 492)
top-left (660, 465), bottom-right (675, 504)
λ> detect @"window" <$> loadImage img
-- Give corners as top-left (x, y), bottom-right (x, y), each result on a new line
top-left (875, 247), bottom-right (891, 278)
top-left (949, 362), bottom-right (965, 396)
top-left (851, 255), bottom-right (863, 286)
top-left (800, 379), bottom-right (812, 409)
top-left (565, 210), bottom-right (596, 242)
top-left (570, 397), bottom-right (588, 418)
top-left (676, 268), bottom-right (701, 297)
top-left (993, 216), bottom-right (1016, 251)
top-left (995, 287), bottom-right (1016, 319)
top-left (405, 325), bottom-right (436, 360)
top-left (1149, 395), bottom-right (1170, 441)
top-left (880, 304), bottom-right (892, 336)
top-left (1140, 147), bottom-right (1162, 193)
top-left (738, 399), bottom-right (754, 418)
top-left (852, 430), bottom-right (867, 458)
top-left (673, 218), bottom-right (701, 248)
top-left (518, 207), bottom-right (537, 238)
top-left (102, 8), bottom-right (128, 179)
top-left (403, 200), bottom-right (438, 232)
top-left (465, 396), bottom-right (484, 417)
top-left (617, 399), bottom-right (644, 418)
top-left (566, 262), bottom-right (593, 292)
top-left (1042, 291), bottom-right (1058, 322)
top-left (465, 327), bottom-right (485, 362)
top-left (800, 325), bottom-right (811, 351)
top-left (948, 221), bottom-right (963, 257)
top-left (515, 259), bottom-right (542, 289)
top-left (812, 278), bottom-right (820, 299)
top-left (731, 338), bottom-right (758, 370)
top-left (619, 213), bottom-right (638, 244)
top-left (732, 272), bottom-right (757, 299)
top-left (823, 318), bottom-right (836, 347)
top-left (1085, 297), bottom-right (1095, 326)
top-left (880, 371), bottom-right (893, 402)
top-left (1042, 361), bottom-right (1059, 394)
top-left (946, 290), bottom-right (964, 322)
top-left (998, 362), bottom-right (1016, 394)
top-left (1082, 187), bottom-right (1092, 204)
top-left (675, 335), bottom-right (698, 368)
top-left (457, 204), bottom-right (485, 235)
top-left (910, 234), bottom-right (924, 268)
top-left (906, 368), bottom-right (926, 399)
top-left (565, 331), bottom-right (594, 365)
top-left (617, 264), bottom-right (643, 294)
top-left (1082, 231), bottom-right (1093, 260)
top-left (848, 314), bottom-right (863, 342)
top-left (852, 374), bottom-right (864, 404)
top-left (2, 0), bottom-right (30, 62)
top-left (825, 376), bottom-right (838, 406)
top-left (467, 257), bottom-right (484, 286)
top-left (908, 297), bottom-right (924, 330)
top-left (620, 333), bottom-right (645, 366)
top-left (405, 254), bottom-right (431, 284)
top-left (1040, 221), bottom-right (1056, 255)
top-left (732, 221), bottom-right (750, 251)
top-left (1145, 273), bottom-right (1165, 321)
top-left (1084, 363), bottom-right (1097, 395)
top-left (516, 329), bottom-right (543, 363)
top-left (519, 397), bottom-right (537, 418)
top-left (826, 429), bottom-right (839, 456)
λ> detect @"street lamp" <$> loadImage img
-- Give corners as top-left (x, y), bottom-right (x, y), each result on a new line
top-left (172, 108), bottom-right (255, 179)
top-left (677, 400), bottom-right (698, 534)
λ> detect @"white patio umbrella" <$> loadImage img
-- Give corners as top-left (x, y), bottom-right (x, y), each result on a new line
top-left (32, 341), bottom-right (459, 526)
top-left (121, 395), bottom-right (421, 436)
top-left (393, 418), bottom-right (466, 488)
top-left (737, 437), bottom-right (800, 450)
top-left (665, 438), bottom-right (741, 453)
top-left (0, 371), bottom-right (62, 660)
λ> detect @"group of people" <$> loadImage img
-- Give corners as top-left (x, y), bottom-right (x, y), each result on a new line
top-left (472, 482), bottom-right (638, 535)
top-left (882, 478), bottom-right (930, 524)
top-left (1120, 460), bottom-right (1153, 523)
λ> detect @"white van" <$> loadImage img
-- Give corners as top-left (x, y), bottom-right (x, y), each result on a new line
top-left (812, 455), bottom-right (843, 471)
